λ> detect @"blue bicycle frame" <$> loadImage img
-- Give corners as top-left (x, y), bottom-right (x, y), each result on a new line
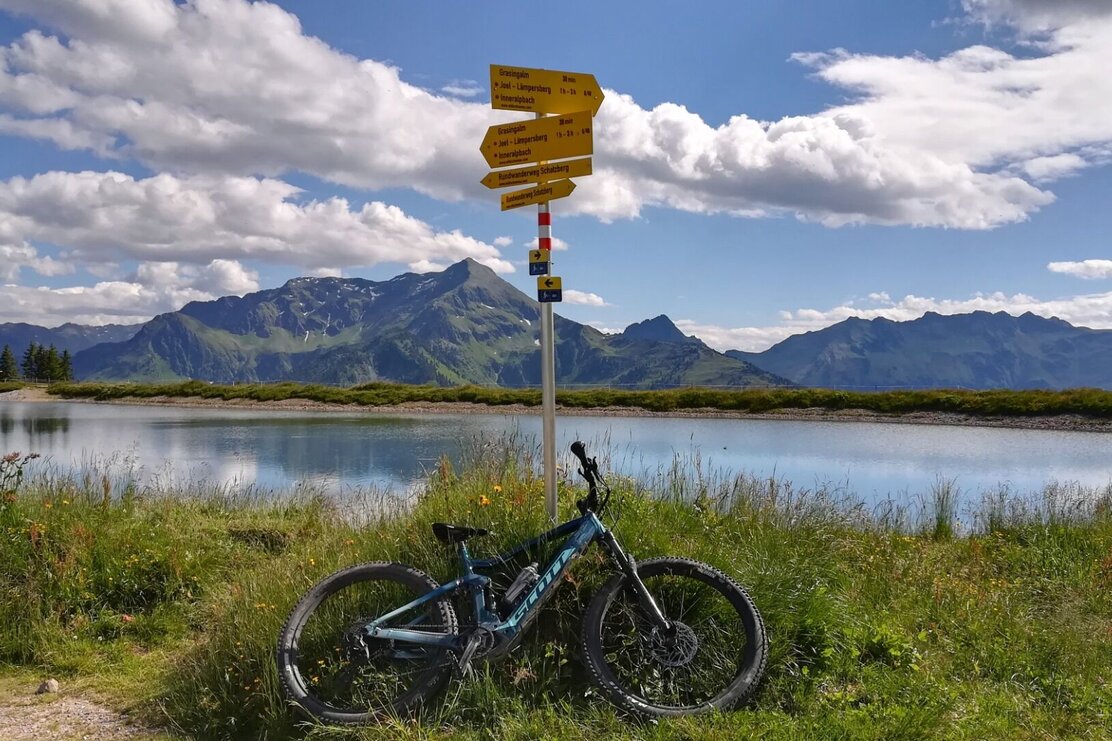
top-left (363, 512), bottom-right (609, 651)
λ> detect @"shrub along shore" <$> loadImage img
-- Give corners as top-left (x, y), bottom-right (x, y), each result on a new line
top-left (1, 441), bottom-right (1110, 739)
top-left (45, 380), bottom-right (1112, 420)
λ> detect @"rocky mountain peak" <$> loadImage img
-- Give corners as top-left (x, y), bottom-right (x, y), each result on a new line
top-left (620, 315), bottom-right (700, 344)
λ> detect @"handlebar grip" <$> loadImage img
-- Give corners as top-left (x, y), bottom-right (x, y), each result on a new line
top-left (570, 441), bottom-right (590, 470)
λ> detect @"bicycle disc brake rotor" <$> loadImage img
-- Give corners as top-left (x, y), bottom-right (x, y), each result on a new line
top-left (650, 621), bottom-right (699, 668)
top-left (341, 617), bottom-right (376, 659)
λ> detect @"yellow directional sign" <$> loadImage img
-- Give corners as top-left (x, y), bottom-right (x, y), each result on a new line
top-left (537, 275), bottom-right (563, 302)
top-left (529, 248), bottom-right (551, 276)
top-left (481, 111), bottom-right (593, 169)
top-left (501, 179), bottom-right (576, 211)
top-left (491, 65), bottom-right (605, 116)
top-left (481, 157), bottom-right (592, 190)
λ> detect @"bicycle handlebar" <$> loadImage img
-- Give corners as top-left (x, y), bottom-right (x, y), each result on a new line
top-left (570, 441), bottom-right (608, 514)
top-left (570, 440), bottom-right (591, 473)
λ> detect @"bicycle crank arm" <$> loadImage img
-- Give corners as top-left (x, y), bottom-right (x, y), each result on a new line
top-left (456, 631), bottom-right (485, 676)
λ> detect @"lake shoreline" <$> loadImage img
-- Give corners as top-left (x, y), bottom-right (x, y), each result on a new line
top-left (5, 386), bottom-right (1111, 433)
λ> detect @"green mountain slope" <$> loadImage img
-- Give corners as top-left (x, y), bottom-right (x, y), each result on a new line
top-left (73, 260), bottom-right (788, 389)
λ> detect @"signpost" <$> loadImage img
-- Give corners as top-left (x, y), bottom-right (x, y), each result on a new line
top-left (537, 276), bottom-right (562, 303)
top-left (490, 65), bottom-right (605, 116)
top-left (480, 111), bottom-right (593, 168)
top-left (482, 64), bottom-right (603, 519)
top-left (529, 249), bottom-right (551, 276)
top-left (481, 157), bottom-right (592, 190)
top-left (501, 179), bottom-right (575, 211)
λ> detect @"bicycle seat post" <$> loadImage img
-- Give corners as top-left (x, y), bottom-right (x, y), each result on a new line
top-left (457, 541), bottom-right (473, 576)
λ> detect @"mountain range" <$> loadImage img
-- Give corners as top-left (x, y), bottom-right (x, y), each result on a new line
top-left (2, 260), bottom-right (1110, 390)
top-left (62, 260), bottom-right (786, 389)
top-left (726, 311), bottom-right (1112, 390)
top-left (0, 322), bottom-right (141, 356)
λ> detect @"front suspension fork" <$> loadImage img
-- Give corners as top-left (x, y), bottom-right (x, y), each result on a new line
top-left (598, 530), bottom-right (672, 632)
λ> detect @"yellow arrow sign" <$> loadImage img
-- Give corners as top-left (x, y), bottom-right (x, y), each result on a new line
top-left (501, 179), bottom-right (576, 211)
top-left (491, 65), bottom-right (605, 116)
top-left (481, 111), bottom-right (593, 169)
top-left (537, 276), bottom-right (562, 290)
top-left (481, 157), bottom-right (592, 190)
top-left (529, 249), bottom-right (551, 263)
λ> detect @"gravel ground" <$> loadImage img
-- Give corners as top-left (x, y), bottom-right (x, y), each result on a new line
top-left (0, 681), bottom-right (165, 740)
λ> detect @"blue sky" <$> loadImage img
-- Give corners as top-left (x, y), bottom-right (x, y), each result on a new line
top-left (0, 0), bottom-right (1109, 350)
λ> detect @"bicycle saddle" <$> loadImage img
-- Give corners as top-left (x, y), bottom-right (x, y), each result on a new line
top-left (431, 522), bottom-right (490, 544)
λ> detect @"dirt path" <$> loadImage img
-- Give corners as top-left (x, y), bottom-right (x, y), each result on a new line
top-left (4, 385), bottom-right (1111, 433)
top-left (0, 678), bottom-right (168, 741)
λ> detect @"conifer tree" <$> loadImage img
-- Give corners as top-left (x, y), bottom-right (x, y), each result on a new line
top-left (60, 349), bottom-right (74, 381)
top-left (0, 345), bottom-right (18, 381)
top-left (21, 343), bottom-right (37, 380)
top-left (33, 345), bottom-right (48, 381)
top-left (43, 345), bottom-right (62, 381)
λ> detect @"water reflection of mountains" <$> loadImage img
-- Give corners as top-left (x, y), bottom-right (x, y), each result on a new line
top-left (0, 405), bottom-right (467, 491)
top-left (242, 425), bottom-right (454, 482)
top-left (146, 414), bottom-right (428, 430)
top-left (0, 411), bottom-right (71, 436)
top-left (149, 415), bottom-right (464, 484)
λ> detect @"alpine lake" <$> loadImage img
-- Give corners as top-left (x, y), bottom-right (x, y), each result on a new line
top-left (3, 399), bottom-right (1111, 520)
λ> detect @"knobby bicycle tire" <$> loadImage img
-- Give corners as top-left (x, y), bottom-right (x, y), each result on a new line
top-left (581, 556), bottom-right (767, 717)
top-left (276, 561), bottom-right (458, 725)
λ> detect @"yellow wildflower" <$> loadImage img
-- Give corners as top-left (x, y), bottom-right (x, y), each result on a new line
top-left (479, 495), bottom-right (492, 507)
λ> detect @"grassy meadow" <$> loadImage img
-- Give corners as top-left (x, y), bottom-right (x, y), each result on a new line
top-left (47, 379), bottom-right (1112, 418)
top-left (1, 441), bottom-right (1111, 739)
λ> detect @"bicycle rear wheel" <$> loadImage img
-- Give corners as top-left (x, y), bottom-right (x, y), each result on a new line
top-left (276, 562), bottom-right (457, 724)
top-left (582, 557), bottom-right (767, 717)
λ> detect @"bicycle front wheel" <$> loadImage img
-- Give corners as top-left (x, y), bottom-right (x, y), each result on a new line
top-left (276, 561), bottom-right (458, 725)
top-left (582, 557), bottom-right (767, 717)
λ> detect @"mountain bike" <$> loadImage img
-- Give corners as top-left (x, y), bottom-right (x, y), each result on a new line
top-left (276, 441), bottom-right (767, 724)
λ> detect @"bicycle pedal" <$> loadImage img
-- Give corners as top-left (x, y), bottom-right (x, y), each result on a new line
top-left (457, 633), bottom-right (482, 675)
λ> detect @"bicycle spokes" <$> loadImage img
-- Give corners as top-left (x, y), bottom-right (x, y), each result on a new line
top-left (598, 573), bottom-right (747, 708)
top-left (293, 578), bottom-right (452, 714)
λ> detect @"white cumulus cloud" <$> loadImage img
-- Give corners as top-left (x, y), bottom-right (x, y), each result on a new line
top-left (0, 170), bottom-right (513, 274)
top-left (962, 0), bottom-right (1112, 32)
top-left (0, 0), bottom-right (1105, 228)
top-left (1048, 259), bottom-right (1112, 279)
top-left (0, 257), bottom-right (258, 325)
top-left (0, 242), bottom-right (72, 280)
top-left (441, 79), bottom-right (484, 98)
top-left (562, 289), bottom-right (611, 307)
top-left (524, 236), bottom-right (570, 251)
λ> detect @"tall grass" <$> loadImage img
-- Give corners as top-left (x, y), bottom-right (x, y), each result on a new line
top-left (1, 443), bottom-right (1111, 739)
top-left (924, 476), bottom-right (960, 540)
top-left (48, 380), bottom-right (1112, 419)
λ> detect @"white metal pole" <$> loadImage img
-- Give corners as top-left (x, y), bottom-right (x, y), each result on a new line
top-left (537, 108), bottom-right (557, 519)
top-left (539, 201), bottom-right (557, 520)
